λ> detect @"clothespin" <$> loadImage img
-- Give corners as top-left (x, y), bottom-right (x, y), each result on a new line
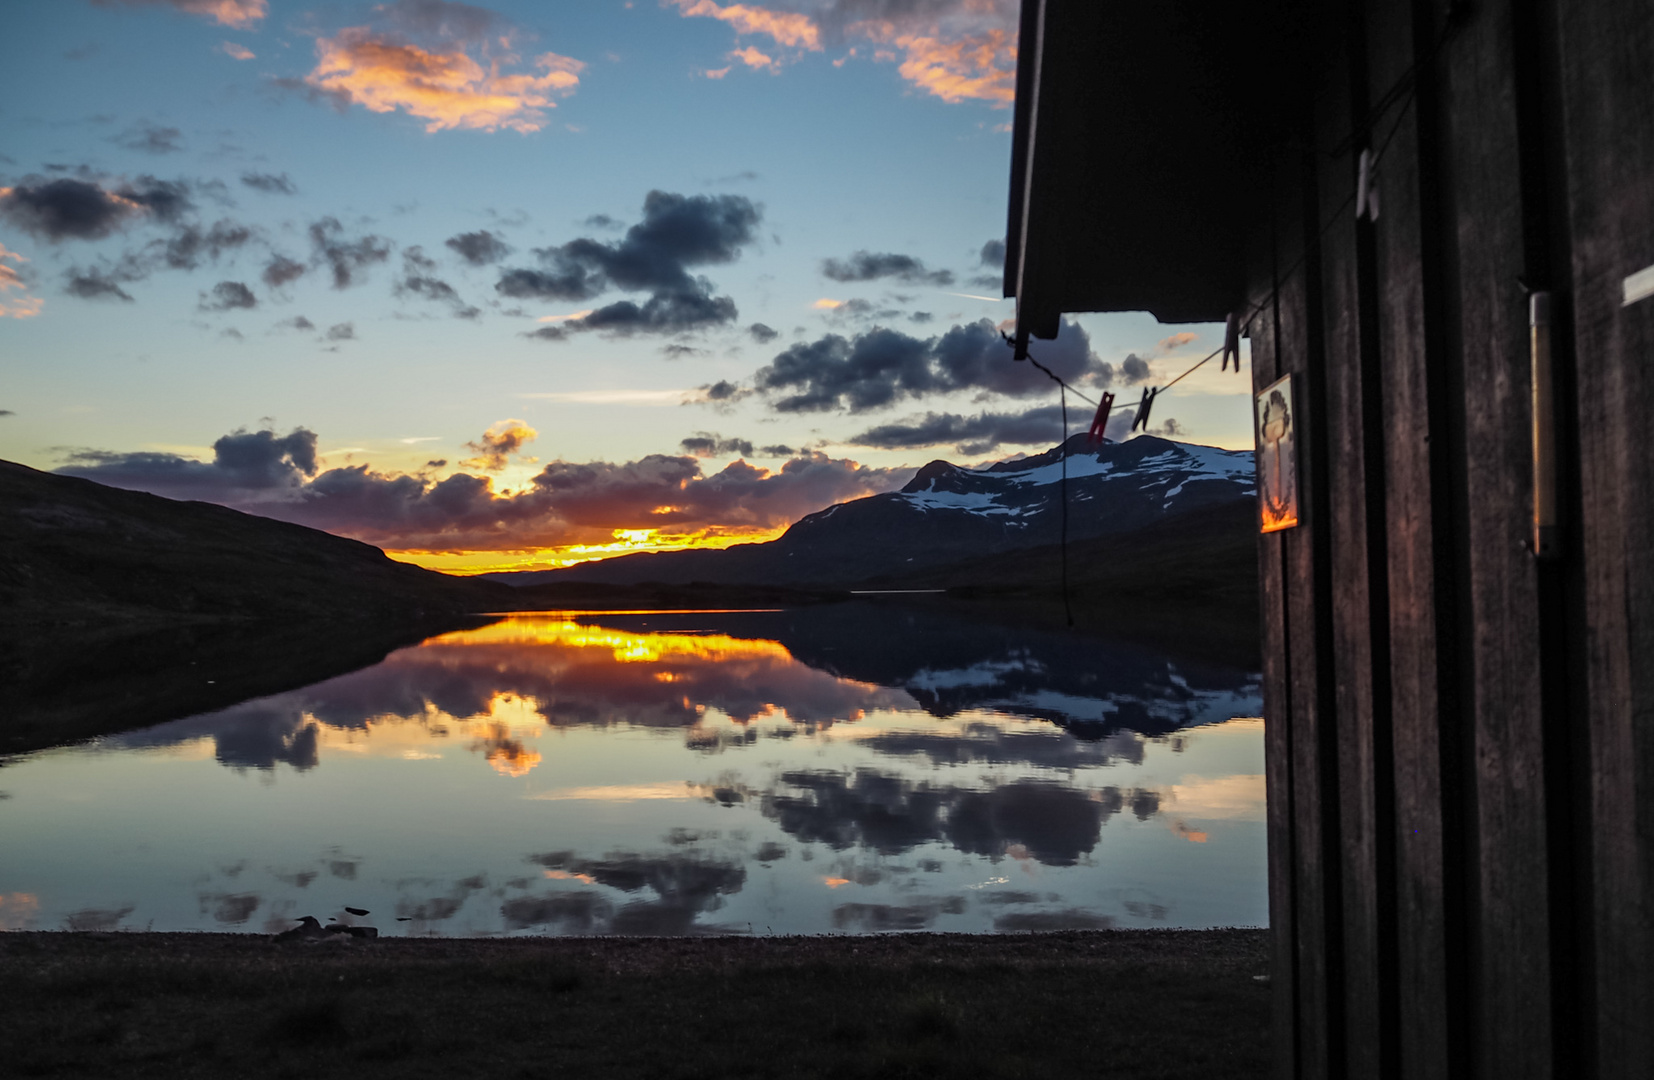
top-left (1222, 312), bottom-right (1241, 372)
top-left (1131, 387), bottom-right (1158, 432)
top-left (1087, 392), bottom-right (1116, 446)
top-left (1356, 148), bottom-right (1380, 222)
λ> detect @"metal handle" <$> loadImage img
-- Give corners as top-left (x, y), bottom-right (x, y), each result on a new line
top-left (1530, 292), bottom-right (1559, 559)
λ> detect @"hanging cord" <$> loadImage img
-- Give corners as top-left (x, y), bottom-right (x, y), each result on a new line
top-left (1059, 382), bottom-right (1073, 627)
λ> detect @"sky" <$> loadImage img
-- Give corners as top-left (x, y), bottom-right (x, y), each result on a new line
top-left (0, 0), bottom-right (1255, 573)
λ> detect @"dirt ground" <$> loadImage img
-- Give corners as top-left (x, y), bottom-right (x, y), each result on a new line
top-left (1, 928), bottom-right (1271, 1079)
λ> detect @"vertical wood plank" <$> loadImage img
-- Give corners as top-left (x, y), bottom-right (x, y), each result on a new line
top-left (1434, 4), bottom-right (1555, 1076)
top-left (1365, 0), bottom-right (1456, 1074)
top-left (1553, 0), bottom-right (1654, 1073)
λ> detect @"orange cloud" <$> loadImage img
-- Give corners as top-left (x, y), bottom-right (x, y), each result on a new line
top-left (1157, 331), bottom-right (1199, 353)
top-left (460, 418), bottom-right (539, 471)
top-left (94, 0), bottom-right (267, 28)
top-left (730, 45), bottom-right (777, 70)
top-left (0, 892), bottom-right (41, 931)
top-left (304, 28), bottom-right (584, 133)
top-left (0, 243), bottom-right (43, 319)
top-left (673, 0), bottom-right (822, 50)
top-left (885, 28), bottom-right (1016, 105)
top-left (219, 41), bottom-right (255, 60)
top-left (703, 66), bottom-right (732, 79)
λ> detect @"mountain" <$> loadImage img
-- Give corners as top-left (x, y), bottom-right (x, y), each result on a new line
top-left (485, 435), bottom-right (1257, 588)
top-left (0, 458), bottom-right (508, 635)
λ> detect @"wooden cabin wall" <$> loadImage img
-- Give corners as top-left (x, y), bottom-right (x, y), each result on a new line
top-left (1254, 0), bottom-right (1652, 1077)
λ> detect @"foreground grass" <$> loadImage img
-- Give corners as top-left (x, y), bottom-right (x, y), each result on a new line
top-left (0, 929), bottom-right (1269, 1079)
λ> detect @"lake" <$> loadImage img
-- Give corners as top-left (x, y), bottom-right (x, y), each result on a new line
top-left (0, 603), bottom-right (1266, 936)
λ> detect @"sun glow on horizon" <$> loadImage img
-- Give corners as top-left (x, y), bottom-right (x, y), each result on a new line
top-left (387, 523), bottom-right (790, 575)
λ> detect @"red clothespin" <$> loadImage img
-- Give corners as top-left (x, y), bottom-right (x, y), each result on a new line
top-left (1131, 387), bottom-right (1158, 432)
top-left (1356, 148), bottom-right (1380, 222)
top-left (1087, 392), bottom-right (1116, 446)
top-left (1222, 312), bottom-right (1241, 372)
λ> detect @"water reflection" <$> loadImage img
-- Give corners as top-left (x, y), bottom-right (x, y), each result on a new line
top-left (0, 605), bottom-right (1267, 935)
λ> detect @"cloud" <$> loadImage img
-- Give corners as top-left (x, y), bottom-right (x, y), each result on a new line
top-left (220, 41), bottom-right (255, 60)
top-left (65, 266), bottom-right (138, 302)
top-left (59, 426), bottom-right (319, 501)
top-left (57, 426), bottom-right (907, 552)
top-left (445, 229), bottom-right (511, 265)
top-left (308, 217), bottom-right (392, 288)
top-left (1120, 353), bottom-right (1152, 385)
top-left (501, 190), bottom-right (759, 337)
top-left (978, 238), bottom-right (1004, 268)
top-left (396, 248), bottom-right (480, 317)
top-left (160, 219), bottom-right (254, 270)
top-left (199, 280), bottom-right (256, 311)
top-left (88, 0), bottom-right (268, 28)
top-left (753, 316), bottom-right (1106, 413)
top-left (460, 419), bottom-right (538, 471)
top-left (114, 122), bottom-right (184, 155)
top-left (240, 171), bottom-right (296, 195)
top-left (276, 315), bottom-right (315, 331)
top-left (1157, 331), bottom-right (1198, 352)
top-left (295, 4), bottom-right (585, 134)
top-left (748, 322), bottom-right (778, 343)
top-left (730, 45), bottom-right (778, 70)
top-left (848, 404), bottom-right (1071, 455)
top-left (821, 250), bottom-right (953, 286)
top-left (670, 1), bottom-right (822, 50)
top-left (0, 244), bottom-right (44, 319)
top-left (680, 433), bottom-right (754, 458)
top-left (670, 0), bottom-right (1016, 104)
top-left (325, 321), bottom-right (355, 341)
top-left (0, 176), bottom-right (185, 242)
top-left (262, 253), bottom-right (306, 289)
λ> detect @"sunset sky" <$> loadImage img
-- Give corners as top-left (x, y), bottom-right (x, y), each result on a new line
top-left (0, 0), bottom-right (1253, 572)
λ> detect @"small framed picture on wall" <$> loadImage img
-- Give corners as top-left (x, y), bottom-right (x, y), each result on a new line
top-left (1256, 374), bottom-right (1299, 533)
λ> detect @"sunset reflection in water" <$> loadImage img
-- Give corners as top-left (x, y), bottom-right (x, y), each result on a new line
top-left (0, 608), bottom-right (1267, 937)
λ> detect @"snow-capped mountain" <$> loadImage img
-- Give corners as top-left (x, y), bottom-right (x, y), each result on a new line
top-left (492, 435), bottom-right (1256, 587)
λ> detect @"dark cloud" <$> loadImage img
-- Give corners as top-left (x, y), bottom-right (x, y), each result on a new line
top-left (199, 280), bottom-right (256, 311)
top-left (761, 770), bottom-right (1128, 866)
top-left (220, 327), bottom-right (244, 340)
top-left (499, 190), bottom-right (759, 336)
top-left (527, 850), bottom-right (746, 935)
top-left (0, 176), bottom-right (152, 241)
top-left (909, 311), bottom-right (933, 324)
top-left (396, 249), bottom-right (480, 317)
top-left (759, 444), bottom-right (794, 457)
top-left (59, 426), bottom-right (318, 501)
top-left (501, 891), bottom-right (612, 933)
top-left (1119, 353), bottom-right (1156, 386)
top-left (0, 410), bottom-right (14, 417)
top-left (240, 171), bottom-right (297, 195)
top-left (114, 122), bottom-right (184, 154)
top-left (831, 898), bottom-right (966, 931)
top-left (849, 404), bottom-right (1084, 455)
top-left (262, 253), bottom-right (306, 289)
top-left (979, 238), bottom-right (1005, 268)
top-left (994, 909), bottom-right (1116, 932)
top-left (748, 322), bottom-right (778, 343)
top-left (680, 433), bottom-right (754, 458)
top-left (754, 317), bottom-right (1105, 414)
top-left (325, 322), bottom-right (355, 341)
top-left (57, 425), bottom-right (904, 552)
top-left (64, 906), bottom-right (135, 932)
top-left (460, 419), bottom-right (536, 471)
top-left (161, 219), bottom-right (255, 270)
top-left (661, 343), bottom-right (707, 359)
top-left (820, 250), bottom-right (953, 286)
top-left (445, 229), bottom-right (511, 265)
top-left (308, 216), bottom-right (392, 289)
top-left (65, 267), bottom-right (137, 301)
top-left (583, 213), bottom-right (620, 230)
top-left (200, 892), bottom-right (260, 924)
top-left (276, 315), bottom-right (315, 331)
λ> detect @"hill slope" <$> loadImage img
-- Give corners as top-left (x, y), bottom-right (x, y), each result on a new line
top-left (0, 459), bottom-right (507, 633)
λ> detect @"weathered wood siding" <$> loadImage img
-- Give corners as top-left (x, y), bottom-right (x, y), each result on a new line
top-left (1256, 0), bottom-right (1652, 1077)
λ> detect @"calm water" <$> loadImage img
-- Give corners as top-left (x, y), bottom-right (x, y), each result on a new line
top-left (0, 605), bottom-right (1266, 936)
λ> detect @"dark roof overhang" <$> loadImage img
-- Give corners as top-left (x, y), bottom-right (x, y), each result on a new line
top-left (1004, 0), bottom-right (1314, 352)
